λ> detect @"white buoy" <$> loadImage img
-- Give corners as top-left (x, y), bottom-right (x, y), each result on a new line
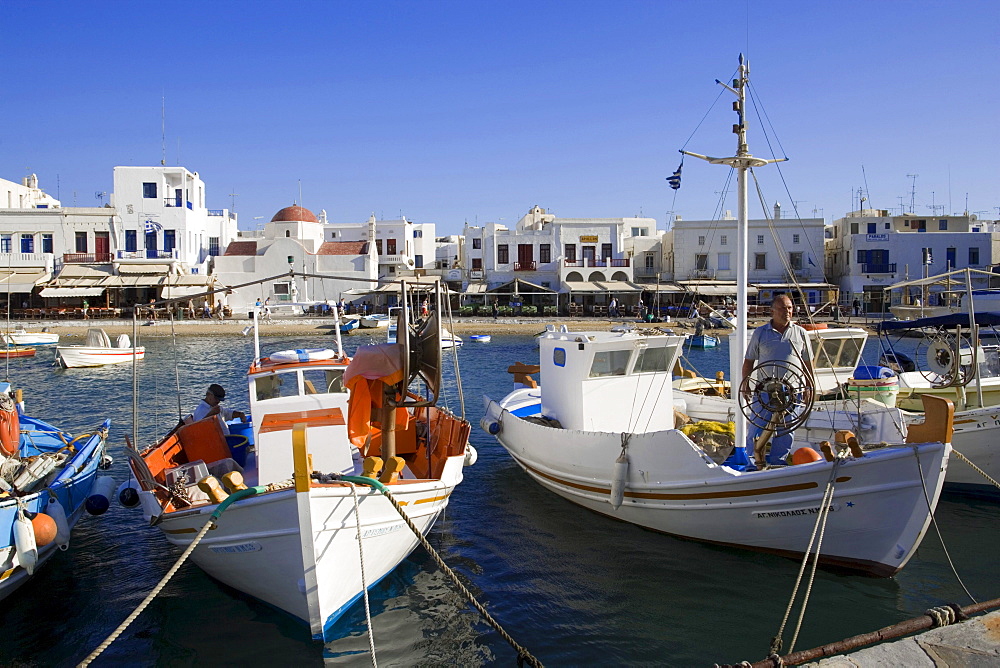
top-left (46, 497), bottom-right (71, 550)
top-left (464, 444), bottom-right (478, 466)
top-left (13, 508), bottom-right (37, 575)
top-left (85, 475), bottom-right (116, 515)
top-left (609, 453), bottom-right (629, 510)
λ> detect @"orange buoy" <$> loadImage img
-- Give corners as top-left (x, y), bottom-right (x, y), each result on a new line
top-left (32, 513), bottom-right (58, 547)
top-left (790, 447), bottom-right (822, 465)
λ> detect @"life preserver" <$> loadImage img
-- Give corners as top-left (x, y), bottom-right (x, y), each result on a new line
top-left (269, 348), bottom-right (337, 364)
top-left (0, 397), bottom-right (19, 456)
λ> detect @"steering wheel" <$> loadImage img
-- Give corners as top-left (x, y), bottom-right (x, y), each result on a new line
top-left (737, 359), bottom-right (815, 436)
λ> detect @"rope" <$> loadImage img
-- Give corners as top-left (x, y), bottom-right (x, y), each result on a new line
top-left (346, 478), bottom-right (543, 667)
top-left (952, 448), bottom-right (1000, 490)
top-left (769, 458), bottom-right (841, 655)
top-left (914, 445), bottom-right (977, 604)
top-left (78, 516), bottom-right (215, 667)
top-left (925, 605), bottom-right (956, 627)
top-left (350, 483), bottom-right (378, 668)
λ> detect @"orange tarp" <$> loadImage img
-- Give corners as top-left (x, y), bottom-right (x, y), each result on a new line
top-left (344, 344), bottom-right (407, 449)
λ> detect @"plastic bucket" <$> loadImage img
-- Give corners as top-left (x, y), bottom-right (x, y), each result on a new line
top-left (847, 377), bottom-right (899, 407)
top-left (853, 365), bottom-right (895, 380)
top-left (225, 434), bottom-right (250, 467)
top-left (228, 420), bottom-right (254, 446)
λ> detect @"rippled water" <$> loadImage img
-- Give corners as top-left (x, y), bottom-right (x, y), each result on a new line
top-left (0, 330), bottom-right (996, 666)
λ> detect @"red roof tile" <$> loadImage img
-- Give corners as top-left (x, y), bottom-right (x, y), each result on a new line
top-left (224, 241), bottom-right (258, 256)
top-left (318, 241), bottom-right (367, 255)
top-left (271, 205), bottom-right (318, 223)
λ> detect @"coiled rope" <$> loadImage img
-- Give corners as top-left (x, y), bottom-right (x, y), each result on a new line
top-left (342, 475), bottom-right (543, 668)
top-left (350, 483), bottom-right (378, 667)
top-left (77, 487), bottom-right (264, 667)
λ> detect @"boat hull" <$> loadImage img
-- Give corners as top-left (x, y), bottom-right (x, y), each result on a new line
top-left (56, 346), bottom-right (145, 368)
top-left (2, 333), bottom-right (59, 346)
top-left (491, 407), bottom-right (947, 576)
top-left (147, 458), bottom-right (464, 639)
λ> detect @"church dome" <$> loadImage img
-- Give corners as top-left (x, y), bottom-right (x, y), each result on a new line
top-left (271, 205), bottom-right (318, 223)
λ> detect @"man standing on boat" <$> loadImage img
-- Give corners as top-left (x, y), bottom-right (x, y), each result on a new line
top-left (740, 294), bottom-right (815, 466)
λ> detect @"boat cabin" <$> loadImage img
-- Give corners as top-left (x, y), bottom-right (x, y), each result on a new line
top-left (809, 327), bottom-right (867, 393)
top-left (538, 325), bottom-right (686, 432)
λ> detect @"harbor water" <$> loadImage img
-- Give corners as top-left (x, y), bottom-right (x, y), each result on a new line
top-left (0, 332), bottom-right (996, 666)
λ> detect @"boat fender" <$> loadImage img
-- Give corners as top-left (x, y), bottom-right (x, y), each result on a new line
top-left (13, 507), bottom-right (37, 575)
top-left (85, 475), bottom-right (117, 515)
top-left (362, 456), bottom-right (383, 479)
top-left (0, 394), bottom-right (20, 456)
top-left (464, 443), bottom-right (478, 467)
top-left (379, 457), bottom-right (405, 485)
top-left (116, 479), bottom-right (141, 508)
top-left (197, 476), bottom-right (229, 504)
top-left (479, 416), bottom-right (501, 435)
top-left (46, 497), bottom-right (71, 549)
top-left (31, 512), bottom-right (58, 548)
top-left (609, 452), bottom-right (629, 510)
top-left (99, 454), bottom-right (114, 470)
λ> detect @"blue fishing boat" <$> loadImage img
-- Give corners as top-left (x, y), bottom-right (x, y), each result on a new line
top-left (690, 334), bottom-right (717, 348)
top-left (469, 334), bottom-right (491, 343)
top-left (339, 317), bottom-right (360, 333)
top-left (0, 383), bottom-right (110, 600)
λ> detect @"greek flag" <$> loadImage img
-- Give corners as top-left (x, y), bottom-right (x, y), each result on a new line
top-left (666, 161), bottom-right (682, 190)
top-left (807, 255), bottom-right (816, 267)
top-left (143, 219), bottom-right (162, 233)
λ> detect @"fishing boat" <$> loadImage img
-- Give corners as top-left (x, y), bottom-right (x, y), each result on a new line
top-left (0, 384), bottom-right (111, 599)
top-left (55, 328), bottom-right (144, 368)
top-left (441, 329), bottom-right (463, 348)
top-left (339, 316), bottom-right (360, 334)
top-left (482, 57), bottom-right (952, 576)
top-left (2, 328), bottom-right (59, 346)
top-left (690, 334), bottom-right (717, 348)
top-left (469, 334), bottom-right (491, 343)
top-left (126, 284), bottom-right (474, 640)
top-left (359, 313), bottom-right (390, 329)
top-left (0, 347), bottom-right (35, 358)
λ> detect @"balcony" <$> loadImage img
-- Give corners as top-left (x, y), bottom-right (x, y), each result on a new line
top-left (0, 252), bottom-right (54, 270)
top-left (562, 258), bottom-right (629, 268)
top-left (163, 198), bottom-right (193, 209)
top-left (117, 249), bottom-right (180, 260)
top-left (609, 258), bottom-right (630, 267)
top-left (378, 254), bottom-right (411, 266)
top-left (63, 252), bottom-right (112, 264)
top-left (514, 261), bottom-right (536, 271)
top-left (862, 263), bottom-right (896, 274)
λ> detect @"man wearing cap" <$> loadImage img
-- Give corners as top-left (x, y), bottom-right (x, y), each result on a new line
top-left (186, 384), bottom-right (246, 427)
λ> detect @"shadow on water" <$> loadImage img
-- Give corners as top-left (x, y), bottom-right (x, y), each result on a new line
top-left (0, 333), bottom-right (995, 666)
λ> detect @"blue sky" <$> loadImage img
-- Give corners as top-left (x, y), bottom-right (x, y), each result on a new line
top-left (2, 1), bottom-right (997, 234)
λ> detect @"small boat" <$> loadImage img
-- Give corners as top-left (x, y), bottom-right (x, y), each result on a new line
top-left (387, 308), bottom-right (462, 348)
top-left (2, 328), bottom-right (59, 347)
top-left (126, 286), bottom-right (474, 640)
top-left (339, 317), bottom-right (360, 334)
top-left (359, 313), bottom-right (390, 329)
top-left (55, 328), bottom-right (145, 368)
top-left (441, 329), bottom-right (463, 349)
top-left (469, 335), bottom-right (491, 343)
top-left (689, 334), bottom-right (717, 348)
top-left (0, 347), bottom-right (35, 358)
top-left (0, 383), bottom-right (111, 600)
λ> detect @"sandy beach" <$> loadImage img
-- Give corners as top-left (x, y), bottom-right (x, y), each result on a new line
top-left (11, 314), bottom-right (877, 339)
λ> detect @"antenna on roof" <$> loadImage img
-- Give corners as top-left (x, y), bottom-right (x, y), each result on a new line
top-left (907, 173), bottom-right (919, 213)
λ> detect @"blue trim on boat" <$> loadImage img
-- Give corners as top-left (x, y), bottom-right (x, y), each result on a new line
top-left (315, 568), bottom-right (398, 641)
top-left (510, 404), bottom-right (541, 417)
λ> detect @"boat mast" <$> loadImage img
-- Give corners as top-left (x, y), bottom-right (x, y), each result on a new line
top-left (682, 55), bottom-right (785, 452)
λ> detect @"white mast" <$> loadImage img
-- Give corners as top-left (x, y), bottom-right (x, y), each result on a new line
top-left (681, 55), bottom-right (785, 453)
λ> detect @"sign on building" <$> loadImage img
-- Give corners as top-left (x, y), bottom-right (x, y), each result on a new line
top-left (579, 235), bottom-right (599, 243)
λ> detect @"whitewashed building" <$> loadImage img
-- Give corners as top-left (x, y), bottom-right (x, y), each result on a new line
top-left (825, 210), bottom-right (998, 312)
top-left (214, 206), bottom-right (379, 313)
top-left (324, 216), bottom-right (436, 280)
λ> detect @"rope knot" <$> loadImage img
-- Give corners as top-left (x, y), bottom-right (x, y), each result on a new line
top-left (925, 605), bottom-right (957, 627)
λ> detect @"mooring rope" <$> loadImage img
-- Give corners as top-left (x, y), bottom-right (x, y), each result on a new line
top-left (351, 483), bottom-right (378, 668)
top-left (78, 487), bottom-right (262, 667)
top-left (343, 476), bottom-right (544, 667)
top-left (952, 448), bottom-right (1000, 491)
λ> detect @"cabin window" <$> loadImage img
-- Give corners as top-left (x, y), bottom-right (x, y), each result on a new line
top-left (634, 346), bottom-right (671, 373)
top-left (255, 373), bottom-right (298, 400)
top-left (589, 349), bottom-right (631, 377)
top-left (302, 368), bottom-right (345, 394)
top-left (553, 348), bottom-right (566, 367)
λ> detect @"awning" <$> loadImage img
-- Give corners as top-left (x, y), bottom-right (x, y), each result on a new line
top-left (39, 287), bottom-right (106, 298)
top-left (563, 280), bottom-right (647, 293)
top-left (678, 281), bottom-right (758, 296)
top-left (161, 275), bottom-right (215, 299)
top-left (117, 263), bottom-right (171, 274)
top-left (0, 270), bottom-right (50, 293)
top-left (755, 283), bottom-right (837, 290)
top-left (463, 282), bottom-right (488, 294)
top-left (645, 283), bottom-right (687, 293)
top-left (488, 278), bottom-right (555, 294)
top-left (112, 274), bottom-right (166, 287)
top-left (372, 278), bottom-right (440, 292)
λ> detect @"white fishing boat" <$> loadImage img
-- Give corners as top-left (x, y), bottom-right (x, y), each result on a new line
top-left (55, 328), bottom-right (144, 368)
top-left (127, 285), bottom-right (474, 640)
top-left (2, 328), bottom-right (59, 346)
top-left (0, 384), bottom-right (111, 600)
top-left (360, 313), bottom-right (391, 328)
top-left (483, 57), bottom-right (952, 576)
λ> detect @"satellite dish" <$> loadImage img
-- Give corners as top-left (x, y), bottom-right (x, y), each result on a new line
top-left (389, 281), bottom-right (442, 408)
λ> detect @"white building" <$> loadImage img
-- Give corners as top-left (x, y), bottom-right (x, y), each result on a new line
top-left (324, 216), bottom-right (436, 280)
top-left (111, 166), bottom-right (238, 276)
top-left (669, 205), bottom-right (831, 306)
top-left (215, 206), bottom-right (379, 313)
top-left (825, 210), bottom-right (999, 312)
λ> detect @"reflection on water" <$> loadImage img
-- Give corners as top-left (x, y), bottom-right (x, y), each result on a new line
top-left (0, 333), bottom-right (995, 666)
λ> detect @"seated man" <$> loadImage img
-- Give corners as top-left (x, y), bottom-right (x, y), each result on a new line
top-left (185, 383), bottom-right (247, 430)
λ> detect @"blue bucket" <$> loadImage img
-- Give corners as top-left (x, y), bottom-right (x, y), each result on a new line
top-left (225, 434), bottom-right (250, 467)
top-left (228, 420), bottom-right (254, 446)
top-left (854, 365), bottom-right (895, 380)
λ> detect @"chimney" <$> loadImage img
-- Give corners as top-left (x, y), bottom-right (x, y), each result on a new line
top-left (774, 202), bottom-right (781, 219)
